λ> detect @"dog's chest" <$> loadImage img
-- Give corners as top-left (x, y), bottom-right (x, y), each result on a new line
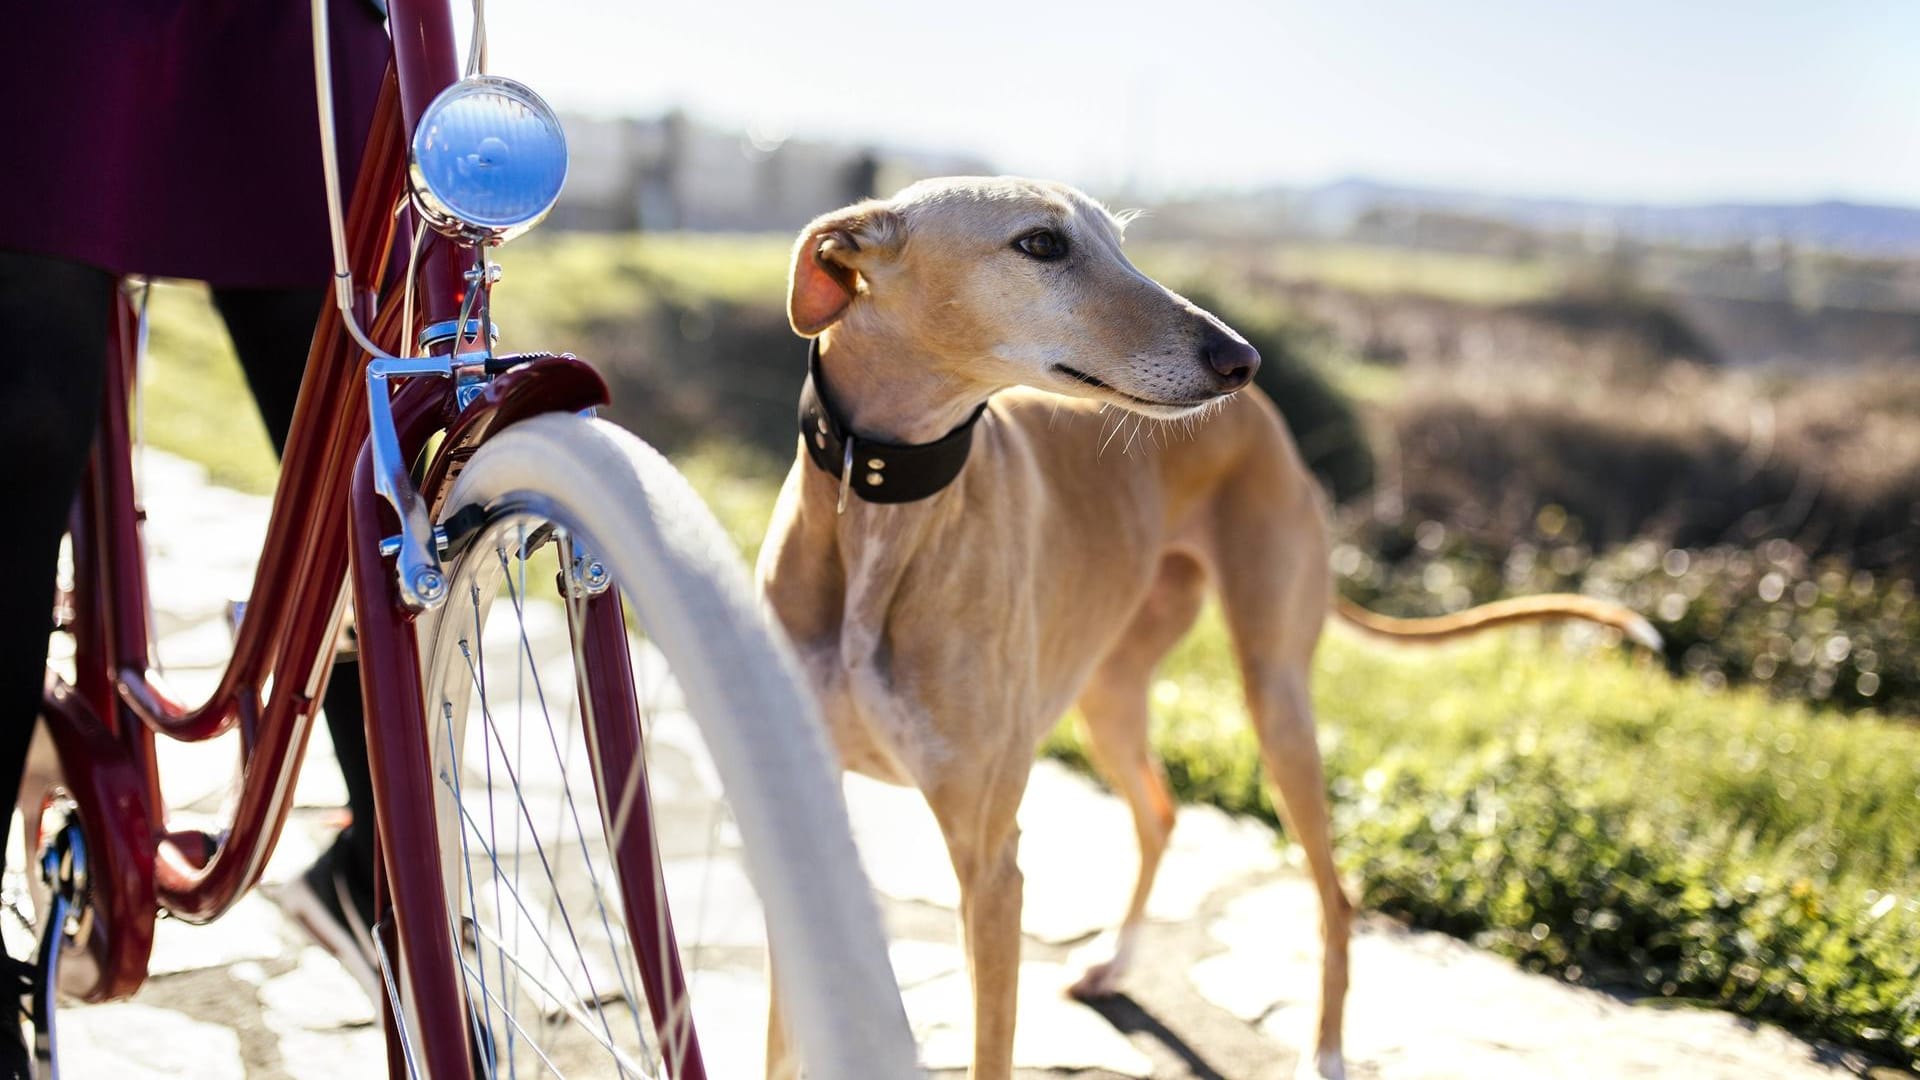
top-left (794, 637), bottom-right (934, 787)
top-left (796, 536), bottom-right (951, 787)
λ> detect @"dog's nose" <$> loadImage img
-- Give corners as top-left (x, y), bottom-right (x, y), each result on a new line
top-left (1201, 327), bottom-right (1260, 391)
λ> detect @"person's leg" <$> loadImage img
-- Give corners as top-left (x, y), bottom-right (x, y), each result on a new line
top-left (211, 287), bottom-right (377, 918)
top-left (210, 287), bottom-right (317, 453)
top-left (0, 252), bottom-right (113, 826)
top-left (0, 250), bottom-right (114, 1075)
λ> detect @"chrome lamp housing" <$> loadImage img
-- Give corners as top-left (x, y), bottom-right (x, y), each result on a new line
top-left (408, 75), bottom-right (568, 244)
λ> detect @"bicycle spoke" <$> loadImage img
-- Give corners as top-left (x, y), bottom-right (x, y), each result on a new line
top-left (550, 532), bottom-right (650, 1054)
top-left (505, 525), bottom-right (529, 1074)
top-left (441, 693), bottom-right (506, 1077)
top-left (374, 920), bottom-right (423, 1080)
top-left (453, 952), bottom-right (571, 1080)
top-left (468, 919), bottom-right (650, 1077)
top-left (467, 574), bottom-right (521, 1074)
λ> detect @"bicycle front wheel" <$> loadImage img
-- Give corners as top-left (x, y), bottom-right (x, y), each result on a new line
top-left (404, 413), bottom-right (917, 1079)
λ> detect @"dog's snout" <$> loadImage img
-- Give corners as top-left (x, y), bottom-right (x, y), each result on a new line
top-left (1202, 327), bottom-right (1260, 391)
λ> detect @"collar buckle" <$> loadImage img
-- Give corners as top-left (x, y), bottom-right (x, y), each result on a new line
top-left (837, 436), bottom-right (856, 515)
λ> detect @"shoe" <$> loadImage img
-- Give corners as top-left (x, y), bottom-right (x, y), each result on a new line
top-left (279, 833), bottom-right (380, 1003)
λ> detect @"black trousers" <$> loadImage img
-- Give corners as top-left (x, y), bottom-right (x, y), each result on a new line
top-left (0, 249), bottom-right (376, 906)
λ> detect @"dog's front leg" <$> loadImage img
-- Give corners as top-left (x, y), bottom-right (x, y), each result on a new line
top-left (956, 833), bottom-right (1023, 1080)
top-left (930, 761), bottom-right (1030, 1080)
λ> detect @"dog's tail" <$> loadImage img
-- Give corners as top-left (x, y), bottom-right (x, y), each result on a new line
top-left (1332, 594), bottom-right (1663, 651)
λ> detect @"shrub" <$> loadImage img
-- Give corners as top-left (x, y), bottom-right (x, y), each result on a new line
top-left (1334, 510), bottom-right (1920, 718)
top-left (1382, 361), bottom-right (1920, 577)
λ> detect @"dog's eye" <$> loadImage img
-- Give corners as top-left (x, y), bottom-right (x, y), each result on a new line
top-left (1014, 229), bottom-right (1068, 261)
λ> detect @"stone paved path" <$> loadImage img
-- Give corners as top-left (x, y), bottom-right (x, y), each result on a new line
top-left (52, 450), bottom-right (1887, 1079)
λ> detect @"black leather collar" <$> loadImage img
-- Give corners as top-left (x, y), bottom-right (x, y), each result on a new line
top-left (798, 338), bottom-right (987, 508)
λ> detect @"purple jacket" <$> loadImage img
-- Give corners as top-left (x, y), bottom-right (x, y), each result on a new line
top-left (0, 2), bottom-right (390, 288)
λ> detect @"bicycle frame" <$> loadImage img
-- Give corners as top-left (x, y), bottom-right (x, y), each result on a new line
top-left (37, 3), bottom-right (702, 1075)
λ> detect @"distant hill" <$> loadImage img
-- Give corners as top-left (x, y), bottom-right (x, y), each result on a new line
top-left (1294, 178), bottom-right (1920, 257)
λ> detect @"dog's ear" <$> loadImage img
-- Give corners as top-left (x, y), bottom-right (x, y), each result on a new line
top-left (787, 202), bottom-right (904, 337)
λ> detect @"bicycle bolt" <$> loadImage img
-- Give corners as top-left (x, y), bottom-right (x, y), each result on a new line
top-left (583, 560), bottom-right (610, 591)
top-left (413, 568), bottom-right (448, 603)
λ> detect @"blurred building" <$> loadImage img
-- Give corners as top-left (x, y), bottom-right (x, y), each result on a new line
top-left (552, 110), bottom-right (990, 233)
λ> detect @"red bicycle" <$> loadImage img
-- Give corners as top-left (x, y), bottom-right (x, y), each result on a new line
top-left (19, 1), bottom-right (919, 1076)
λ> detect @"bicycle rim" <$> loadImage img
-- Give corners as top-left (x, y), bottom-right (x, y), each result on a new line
top-left (405, 415), bottom-right (918, 1079)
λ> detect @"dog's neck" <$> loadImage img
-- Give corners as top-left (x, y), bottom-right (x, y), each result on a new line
top-left (816, 330), bottom-right (994, 446)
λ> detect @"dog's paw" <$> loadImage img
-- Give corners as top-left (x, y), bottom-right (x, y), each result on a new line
top-left (1064, 929), bottom-right (1136, 1001)
top-left (1066, 958), bottom-right (1127, 1001)
top-left (1294, 1048), bottom-right (1347, 1080)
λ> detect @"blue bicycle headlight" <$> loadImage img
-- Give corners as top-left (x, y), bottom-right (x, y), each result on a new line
top-left (409, 76), bottom-right (568, 244)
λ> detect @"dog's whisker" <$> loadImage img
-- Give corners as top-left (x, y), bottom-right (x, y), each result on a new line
top-left (1097, 411), bottom-right (1126, 458)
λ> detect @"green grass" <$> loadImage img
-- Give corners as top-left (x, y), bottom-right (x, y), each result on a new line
top-left (1310, 355), bottom-right (1405, 406)
top-left (498, 231), bottom-right (791, 329)
top-left (670, 440), bottom-right (791, 563)
top-left (1272, 242), bottom-right (1563, 303)
top-left (142, 282), bottom-right (281, 494)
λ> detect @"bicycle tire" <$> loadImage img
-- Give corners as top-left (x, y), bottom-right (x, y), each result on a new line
top-left (402, 412), bottom-right (917, 1079)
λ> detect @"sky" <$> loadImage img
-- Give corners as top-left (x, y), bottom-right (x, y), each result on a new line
top-left (463, 0), bottom-right (1920, 206)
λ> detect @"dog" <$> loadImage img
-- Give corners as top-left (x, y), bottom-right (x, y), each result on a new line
top-left (756, 176), bottom-right (1656, 1080)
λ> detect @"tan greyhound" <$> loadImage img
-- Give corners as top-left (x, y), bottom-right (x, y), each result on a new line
top-left (755, 176), bottom-right (1656, 1080)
